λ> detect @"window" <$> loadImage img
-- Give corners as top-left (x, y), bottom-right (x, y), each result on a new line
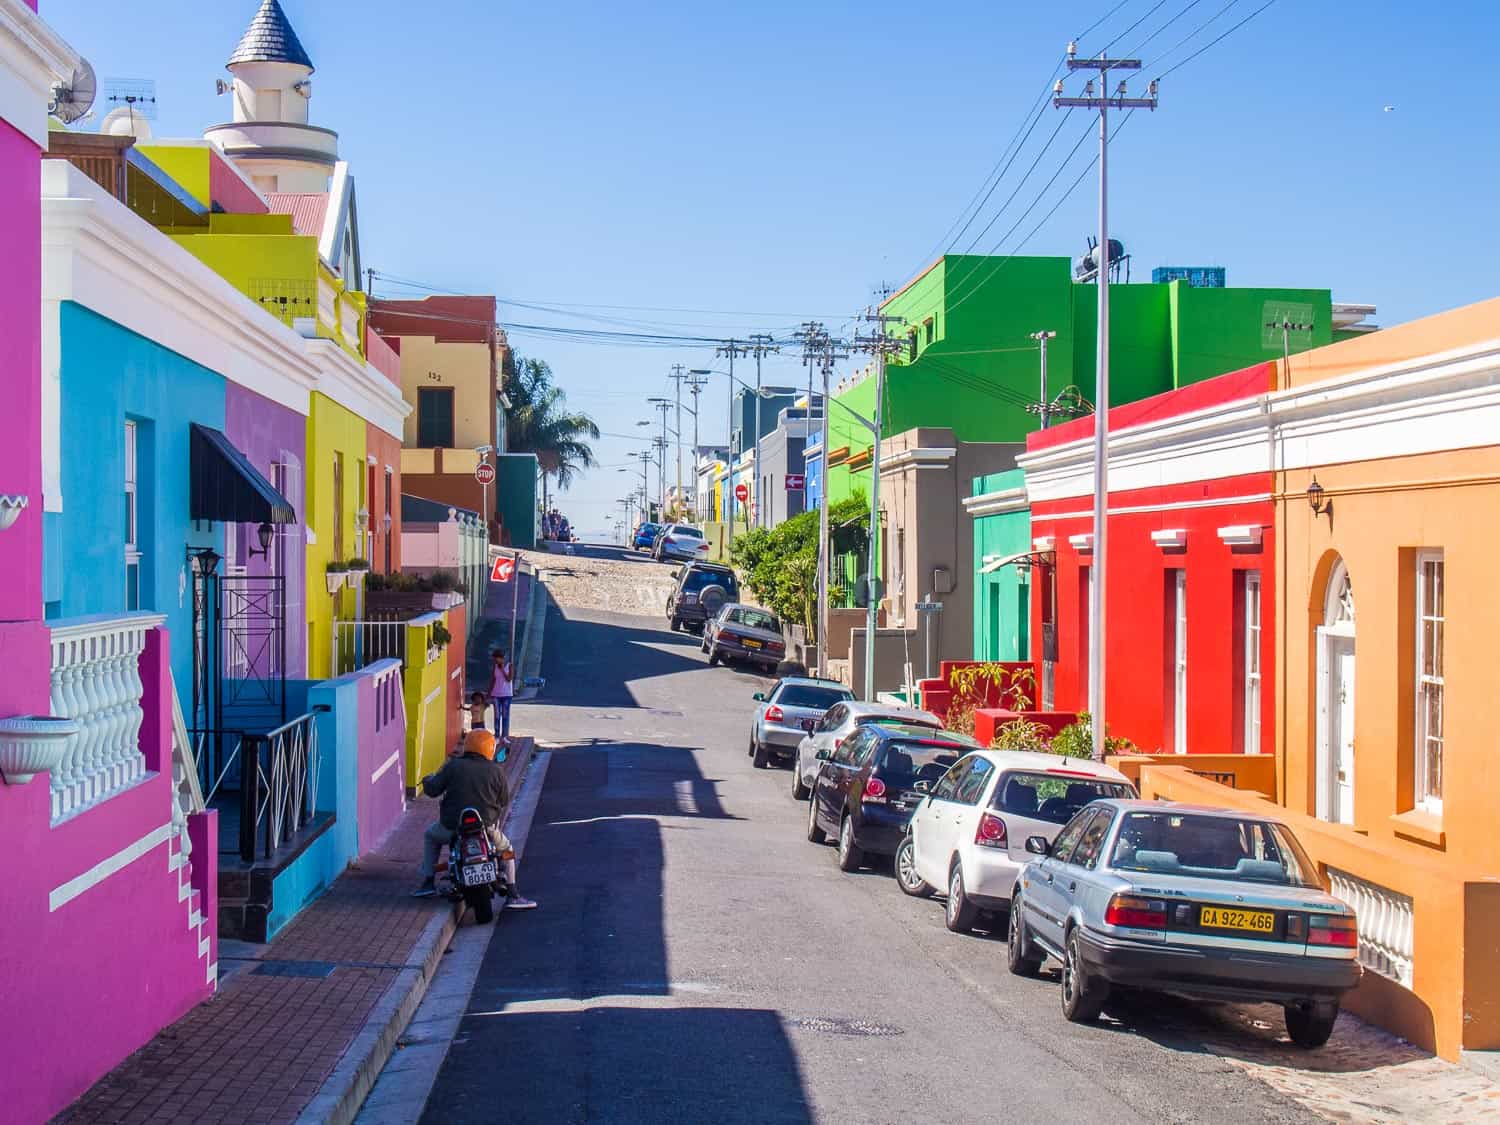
top-left (1243, 572), bottom-right (1263, 754)
top-left (834, 728), bottom-right (870, 766)
top-left (1048, 808), bottom-right (1095, 864)
top-left (270, 462), bottom-right (289, 579)
top-left (932, 757), bottom-right (972, 801)
top-left (1170, 569), bottom-right (1187, 754)
top-left (417, 387), bottom-right (455, 448)
top-left (1415, 551), bottom-right (1444, 814)
top-left (923, 317), bottom-right (935, 346)
top-left (124, 421), bottom-right (140, 610)
top-left (1071, 810), bottom-right (1114, 869)
top-left (257, 88), bottom-right (281, 119)
top-left (955, 758), bottom-right (994, 805)
top-left (991, 771), bottom-right (1134, 825)
top-left (332, 454), bottom-right (345, 561)
top-left (383, 467), bottom-right (394, 571)
top-left (1108, 812), bottom-right (1321, 888)
top-left (880, 741), bottom-right (965, 790)
top-left (907, 330), bottom-right (917, 362)
top-left (772, 684), bottom-right (848, 709)
top-left (819, 705), bottom-right (847, 733)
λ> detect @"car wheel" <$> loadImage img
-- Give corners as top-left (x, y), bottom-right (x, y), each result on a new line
top-left (669, 617), bottom-right (681, 632)
top-left (806, 788), bottom-right (828, 844)
top-left (789, 763), bottom-right (809, 801)
top-left (1061, 927), bottom-right (1109, 1023)
top-left (1007, 893), bottom-right (1043, 976)
top-left (945, 861), bottom-right (980, 934)
top-left (708, 647), bottom-right (720, 666)
top-left (1284, 1001), bottom-right (1339, 1049)
top-left (837, 814), bottom-right (864, 872)
top-left (747, 736), bottom-right (757, 759)
top-left (753, 739), bottom-right (770, 769)
top-left (895, 836), bottom-right (932, 897)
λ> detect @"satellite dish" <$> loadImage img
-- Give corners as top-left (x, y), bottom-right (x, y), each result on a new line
top-left (99, 105), bottom-right (152, 140)
top-left (50, 58), bottom-right (98, 124)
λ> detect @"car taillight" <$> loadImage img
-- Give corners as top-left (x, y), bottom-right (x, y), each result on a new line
top-left (765, 705), bottom-right (784, 721)
top-left (1308, 913), bottom-right (1358, 948)
top-left (769, 641), bottom-right (785, 652)
top-left (862, 776), bottom-right (887, 804)
top-left (1104, 894), bottom-right (1168, 930)
top-left (975, 812), bottom-right (1007, 849)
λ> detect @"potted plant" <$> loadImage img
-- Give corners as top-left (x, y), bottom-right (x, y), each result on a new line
top-left (427, 620), bottom-right (453, 663)
top-left (0, 715), bottom-right (81, 784)
top-left (345, 557), bottom-right (371, 588)
top-left (325, 559), bottom-right (349, 595)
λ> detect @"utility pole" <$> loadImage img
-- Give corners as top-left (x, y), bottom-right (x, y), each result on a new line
top-left (685, 370), bottom-right (709, 520)
top-left (716, 339), bottom-right (749, 542)
top-left (747, 334), bottom-right (780, 528)
top-left (668, 364), bottom-right (688, 516)
top-left (798, 322), bottom-right (847, 678)
top-left (851, 308), bottom-right (907, 702)
top-left (635, 449), bottom-right (655, 523)
top-left (1028, 330), bottom-right (1058, 429)
top-left (1055, 41), bottom-right (1158, 758)
top-left (647, 397), bottom-right (672, 517)
top-left (1266, 316), bottom-right (1315, 390)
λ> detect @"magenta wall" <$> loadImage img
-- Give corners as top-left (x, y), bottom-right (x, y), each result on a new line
top-left (208, 149), bottom-right (268, 215)
top-left (0, 630), bottom-right (215, 1124)
top-left (225, 383), bottom-right (308, 677)
top-left (0, 118), bottom-right (43, 621)
top-left (357, 660), bottom-right (407, 852)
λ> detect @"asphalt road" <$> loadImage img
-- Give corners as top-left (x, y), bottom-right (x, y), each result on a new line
top-left (421, 548), bottom-right (1315, 1125)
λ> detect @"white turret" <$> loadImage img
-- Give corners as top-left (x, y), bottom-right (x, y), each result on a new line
top-left (205, 0), bottom-right (337, 194)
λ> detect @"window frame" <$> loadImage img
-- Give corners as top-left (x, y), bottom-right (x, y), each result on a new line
top-left (955, 757), bottom-right (994, 805)
top-left (1243, 571), bottom-right (1262, 754)
top-left (1070, 809), bottom-right (1115, 869)
top-left (1414, 549), bottom-right (1444, 815)
top-left (124, 420), bottom-right (141, 609)
top-left (1171, 568), bottom-right (1187, 754)
top-left (932, 756), bottom-right (972, 802)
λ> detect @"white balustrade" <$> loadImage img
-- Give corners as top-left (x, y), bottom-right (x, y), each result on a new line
top-left (48, 613), bottom-right (166, 822)
top-left (1327, 865), bottom-right (1415, 988)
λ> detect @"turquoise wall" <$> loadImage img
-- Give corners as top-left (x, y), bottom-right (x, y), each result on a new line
top-left (971, 469), bottom-right (1031, 662)
top-left (46, 302), bottom-right (225, 705)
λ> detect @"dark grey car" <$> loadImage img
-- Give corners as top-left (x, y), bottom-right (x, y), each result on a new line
top-left (704, 604), bottom-right (785, 671)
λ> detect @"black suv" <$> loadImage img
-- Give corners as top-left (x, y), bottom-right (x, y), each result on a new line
top-left (666, 562), bottom-right (739, 634)
top-left (807, 722), bottom-right (975, 872)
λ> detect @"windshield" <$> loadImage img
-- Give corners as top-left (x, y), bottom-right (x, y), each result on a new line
top-left (991, 771), bottom-right (1134, 825)
top-left (672, 526), bottom-right (705, 539)
top-left (774, 684), bottom-right (852, 709)
top-left (1108, 811), bottom-right (1323, 888)
top-left (681, 569), bottom-right (736, 594)
top-left (862, 714), bottom-right (940, 730)
top-left (877, 740), bottom-right (966, 788)
top-left (727, 608), bottom-right (780, 632)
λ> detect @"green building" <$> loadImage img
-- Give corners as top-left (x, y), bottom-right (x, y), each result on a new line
top-left (964, 469), bottom-right (1031, 662)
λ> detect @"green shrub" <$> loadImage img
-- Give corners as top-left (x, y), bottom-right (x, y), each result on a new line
top-left (990, 718), bottom-right (1051, 753)
top-left (1050, 713), bottom-right (1137, 760)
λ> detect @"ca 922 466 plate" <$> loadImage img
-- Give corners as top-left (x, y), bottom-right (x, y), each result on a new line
top-left (461, 860), bottom-right (498, 887)
top-left (1199, 905), bottom-right (1275, 933)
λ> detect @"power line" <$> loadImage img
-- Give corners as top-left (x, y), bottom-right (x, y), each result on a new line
top-left (1153, 0), bottom-right (1277, 79)
top-left (1075, 0), bottom-right (1137, 43)
top-left (1126, 0), bottom-right (1211, 57)
top-left (1104, 0), bottom-right (1172, 52)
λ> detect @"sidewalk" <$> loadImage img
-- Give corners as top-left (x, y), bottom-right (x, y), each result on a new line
top-left (55, 740), bottom-right (536, 1125)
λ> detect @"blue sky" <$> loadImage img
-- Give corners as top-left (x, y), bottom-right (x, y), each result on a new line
top-left (44, 1), bottom-right (1500, 538)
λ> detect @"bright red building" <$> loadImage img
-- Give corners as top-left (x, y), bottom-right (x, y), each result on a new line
top-left (1020, 363), bottom-right (1276, 755)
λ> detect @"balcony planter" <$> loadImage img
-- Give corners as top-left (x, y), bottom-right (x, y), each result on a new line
top-left (431, 591), bottom-right (463, 610)
top-left (326, 573), bottom-right (346, 595)
top-left (0, 715), bottom-right (81, 784)
top-left (345, 570), bottom-right (365, 590)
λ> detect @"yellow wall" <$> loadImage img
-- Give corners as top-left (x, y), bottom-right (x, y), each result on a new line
top-left (138, 144), bottom-right (211, 208)
top-left (395, 336), bottom-right (493, 450)
top-left (403, 614), bottom-right (450, 784)
top-left (305, 393), bottom-right (368, 678)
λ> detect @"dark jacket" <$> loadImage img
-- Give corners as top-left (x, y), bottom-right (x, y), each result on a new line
top-left (421, 752), bottom-right (510, 831)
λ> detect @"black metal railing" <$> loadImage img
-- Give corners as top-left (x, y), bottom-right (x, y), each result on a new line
top-left (1190, 769), bottom-right (1237, 788)
top-left (239, 708), bottom-right (327, 862)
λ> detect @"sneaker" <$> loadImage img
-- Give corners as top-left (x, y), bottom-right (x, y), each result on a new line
top-left (504, 894), bottom-right (538, 910)
top-left (410, 878), bottom-right (437, 898)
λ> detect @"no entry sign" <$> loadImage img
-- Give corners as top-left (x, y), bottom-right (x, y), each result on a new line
top-left (734, 483), bottom-right (749, 502)
top-left (474, 462), bottom-right (496, 485)
top-left (785, 473), bottom-right (805, 491)
top-left (490, 555), bottom-right (516, 583)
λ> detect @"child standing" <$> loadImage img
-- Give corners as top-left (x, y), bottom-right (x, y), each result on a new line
top-left (491, 648), bottom-right (515, 742)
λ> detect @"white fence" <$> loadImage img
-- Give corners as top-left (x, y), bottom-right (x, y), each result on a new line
top-left (1327, 865), bottom-right (1415, 987)
top-left (334, 618), bottom-right (409, 677)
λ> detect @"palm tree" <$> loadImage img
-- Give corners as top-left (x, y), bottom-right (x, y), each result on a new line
top-left (504, 356), bottom-right (600, 507)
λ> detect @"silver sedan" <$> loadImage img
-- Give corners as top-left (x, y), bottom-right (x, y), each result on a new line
top-left (790, 700), bottom-right (943, 800)
top-left (748, 678), bottom-right (855, 770)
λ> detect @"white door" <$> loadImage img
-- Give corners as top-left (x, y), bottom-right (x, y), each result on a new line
top-left (1333, 641), bottom-right (1356, 824)
top-left (914, 759), bottom-right (969, 885)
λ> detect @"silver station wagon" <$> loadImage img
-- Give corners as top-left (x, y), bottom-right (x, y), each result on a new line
top-left (1007, 800), bottom-right (1362, 1048)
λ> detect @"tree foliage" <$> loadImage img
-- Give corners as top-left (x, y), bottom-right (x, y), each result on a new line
top-left (503, 355), bottom-right (600, 490)
top-left (728, 493), bottom-right (868, 641)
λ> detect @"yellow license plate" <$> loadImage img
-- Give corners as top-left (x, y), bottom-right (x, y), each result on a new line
top-left (743, 639), bottom-right (763, 648)
top-left (1200, 906), bottom-right (1275, 934)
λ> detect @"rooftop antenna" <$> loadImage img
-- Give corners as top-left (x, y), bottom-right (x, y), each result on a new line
top-left (49, 57), bottom-right (98, 125)
top-left (102, 77), bottom-right (158, 136)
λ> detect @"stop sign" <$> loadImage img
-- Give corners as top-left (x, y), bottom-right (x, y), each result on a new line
top-left (734, 483), bottom-right (749, 503)
top-left (490, 555), bottom-right (516, 583)
top-left (474, 462), bottom-right (496, 485)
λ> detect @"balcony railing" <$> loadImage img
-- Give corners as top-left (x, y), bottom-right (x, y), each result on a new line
top-left (1327, 865), bottom-right (1415, 988)
top-left (48, 613), bottom-right (166, 823)
top-left (334, 618), bottom-right (410, 676)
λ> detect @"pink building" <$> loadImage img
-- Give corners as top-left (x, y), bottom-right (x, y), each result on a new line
top-left (0, 8), bottom-right (217, 1122)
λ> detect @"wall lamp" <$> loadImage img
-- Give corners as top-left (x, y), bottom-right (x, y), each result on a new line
top-left (246, 522), bottom-right (275, 559)
top-left (1307, 477), bottom-right (1333, 520)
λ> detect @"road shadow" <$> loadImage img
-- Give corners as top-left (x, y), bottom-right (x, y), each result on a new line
top-left (531, 602), bottom-right (705, 711)
top-left (541, 740), bottom-right (740, 822)
top-left (422, 1007), bottom-right (814, 1124)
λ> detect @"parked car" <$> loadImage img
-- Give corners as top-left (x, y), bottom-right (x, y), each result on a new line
top-left (748, 677), bottom-right (854, 769)
top-left (895, 751), bottom-right (1134, 934)
top-left (791, 701), bottom-right (943, 801)
top-left (807, 723), bottom-right (976, 872)
top-left (1007, 800), bottom-right (1362, 1047)
top-left (653, 523), bottom-right (710, 562)
top-left (632, 522), bottom-right (662, 551)
top-left (665, 561), bottom-right (738, 633)
top-left (705, 603), bottom-right (786, 671)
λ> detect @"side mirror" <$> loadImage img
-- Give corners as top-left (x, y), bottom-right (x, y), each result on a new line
top-left (815, 748), bottom-right (831, 761)
top-left (752, 692), bottom-right (766, 702)
top-left (1025, 836), bottom-right (1050, 856)
top-left (912, 779), bottom-right (932, 794)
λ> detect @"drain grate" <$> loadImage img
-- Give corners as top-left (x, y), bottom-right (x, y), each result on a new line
top-left (253, 960), bottom-right (337, 979)
top-left (790, 1016), bottom-right (905, 1038)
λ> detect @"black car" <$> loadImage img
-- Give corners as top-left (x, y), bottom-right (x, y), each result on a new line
top-left (666, 562), bottom-right (739, 633)
top-left (807, 722), bottom-right (973, 872)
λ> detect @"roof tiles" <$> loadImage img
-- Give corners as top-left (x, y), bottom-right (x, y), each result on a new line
top-left (228, 0), bottom-right (314, 70)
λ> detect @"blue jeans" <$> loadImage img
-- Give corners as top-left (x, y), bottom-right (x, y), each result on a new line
top-left (493, 695), bottom-right (512, 738)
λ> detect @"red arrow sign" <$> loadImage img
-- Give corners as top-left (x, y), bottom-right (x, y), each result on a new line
top-left (490, 556), bottom-right (516, 583)
top-left (785, 473), bottom-right (805, 490)
top-left (734, 483), bottom-right (749, 502)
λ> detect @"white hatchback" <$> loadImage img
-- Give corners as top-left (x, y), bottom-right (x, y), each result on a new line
top-left (896, 750), bottom-right (1134, 935)
top-left (789, 701), bottom-right (943, 801)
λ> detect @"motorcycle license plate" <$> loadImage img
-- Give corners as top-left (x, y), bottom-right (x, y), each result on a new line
top-left (462, 861), bottom-right (498, 887)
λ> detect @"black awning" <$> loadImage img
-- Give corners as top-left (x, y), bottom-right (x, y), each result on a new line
top-left (190, 423), bottom-right (296, 525)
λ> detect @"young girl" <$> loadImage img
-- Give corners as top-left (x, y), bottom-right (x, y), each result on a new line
top-left (461, 690), bottom-right (490, 736)
top-left (491, 648), bottom-right (515, 742)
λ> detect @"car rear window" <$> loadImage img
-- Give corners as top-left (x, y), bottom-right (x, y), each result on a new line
top-left (672, 526), bottom-right (705, 539)
top-left (774, 685), bottom-right (852, 709)
top-left (990, 771), bottom-right (1134, 825)
top-left (1108, 811), bottom-right (1322, 888)
top-left (877, 740), bottom-right (967, 788)
top-left (727, 608), bottom-right (780, 632)
top-left (682, 569), bottom-right (736, 594)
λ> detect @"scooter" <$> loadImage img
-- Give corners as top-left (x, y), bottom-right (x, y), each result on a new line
top-left (437, 805), bottom-right (512, 924)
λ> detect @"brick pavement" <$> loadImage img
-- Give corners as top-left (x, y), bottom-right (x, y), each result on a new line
top-left (56, 739), bottom-right (535, 1125)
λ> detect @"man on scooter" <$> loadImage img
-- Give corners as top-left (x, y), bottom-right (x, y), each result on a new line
top-left (411, 729), bottom-right (537, 909)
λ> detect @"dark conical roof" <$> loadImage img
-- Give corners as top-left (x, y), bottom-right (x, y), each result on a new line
top-left (228, 0), bottom-right (314, 70)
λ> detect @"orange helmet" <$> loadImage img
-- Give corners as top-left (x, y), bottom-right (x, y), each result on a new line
top-left (464, 729), bottom-right (497, 760)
